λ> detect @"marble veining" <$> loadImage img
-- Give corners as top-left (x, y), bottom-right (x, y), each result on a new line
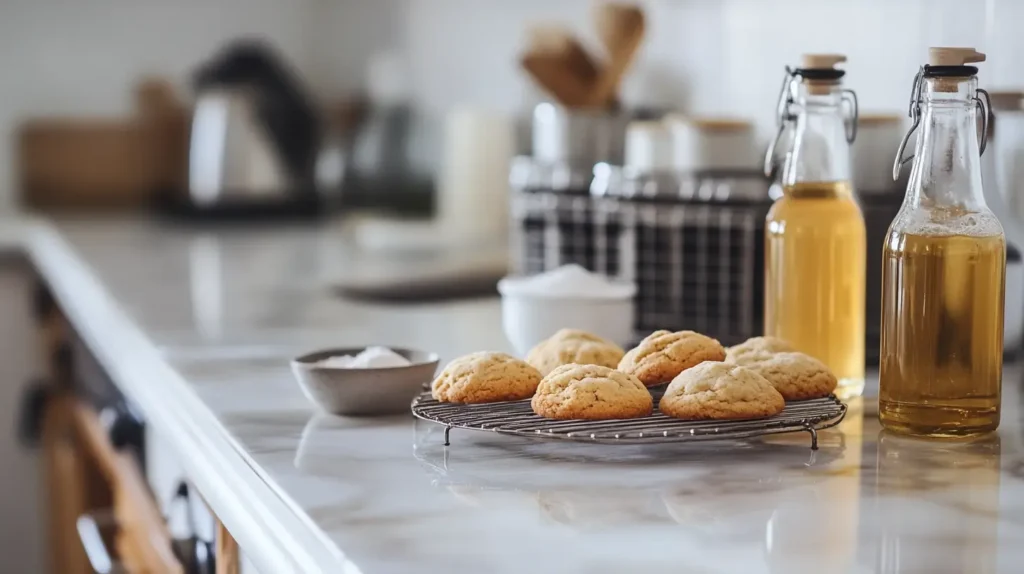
top-left (11, 214), bottom-right (1024, 573)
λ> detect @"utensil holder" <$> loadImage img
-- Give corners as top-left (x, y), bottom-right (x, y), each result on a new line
top-left (531, 103), bottom-right (628, 168)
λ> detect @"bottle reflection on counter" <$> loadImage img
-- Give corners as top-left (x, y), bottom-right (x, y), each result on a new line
top-left (762, 398), bottom-right (863, 574)
top-left (872, 431), bottom-right (1000, 574)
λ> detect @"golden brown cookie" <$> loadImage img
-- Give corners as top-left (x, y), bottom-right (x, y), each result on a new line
top-left (659, 361), bottom-right (785, 420)
top-left (431, 351), bottom-right (542, 403)
top-left (744, 352), bottom-right (837, 401)
top-left (725, 336), bottom-right (795, 365)
top-left (617, 330), bottom-right (726, 386)
top-left (531, 363), bottom-right (653, 420)
top-left (525, 329), bottom-right (625, 376)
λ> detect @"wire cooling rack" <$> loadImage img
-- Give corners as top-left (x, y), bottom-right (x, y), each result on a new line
top-left (411, 389), bottom-right (847, 450)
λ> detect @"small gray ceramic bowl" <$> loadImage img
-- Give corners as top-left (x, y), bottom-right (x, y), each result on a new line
top-left (291, 347), bottom-right (440, 416)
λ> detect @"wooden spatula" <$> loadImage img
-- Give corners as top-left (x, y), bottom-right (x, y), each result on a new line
top-left (520, 25), bottom-right (601, 108)
top-left (588, 3), bottom-right (646, 109)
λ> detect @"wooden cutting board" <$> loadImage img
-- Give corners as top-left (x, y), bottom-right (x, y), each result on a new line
top-left (19, 78), bottom-right (189, 210)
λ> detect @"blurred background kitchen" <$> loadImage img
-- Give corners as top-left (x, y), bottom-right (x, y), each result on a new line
top-left (3, 0), bottom-right (1024, 212)
top-left (5, 0), bottom-right (1024, 213)
top-left (5, 0), bottom-right (1024, 572)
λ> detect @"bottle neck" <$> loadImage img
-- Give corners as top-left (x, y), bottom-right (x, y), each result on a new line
top-left (783, 84), bottom-right (851, 187)
top-left (906, 76), bottom-right (985, 212)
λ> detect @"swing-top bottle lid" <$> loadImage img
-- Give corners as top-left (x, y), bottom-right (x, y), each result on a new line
top-left (925, 47), bottom-right (985, 92)
top-left (801, 53), bottom-right (847, 71)
top-left (797, 53), bottom-right (847, 95)
top-left (928, 47), bottom-right (985, 67)
top-left (891, 47), bottom-right (992, 181)
top-left (764, 54), bottom-right (857, 176)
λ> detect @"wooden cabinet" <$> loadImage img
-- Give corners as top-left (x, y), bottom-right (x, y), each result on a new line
top-left (216, 523), bottom-right (240, 574)
top-left (42, 394), bottom-right (104, 574)
top-left (37, 284), bottom-right (180, 573)
top-left (36, 283), bottom-right (243, 574)
top-left (42, 394), bottom-right (182, 574)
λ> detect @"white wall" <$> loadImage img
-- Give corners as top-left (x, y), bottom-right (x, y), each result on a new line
top-left (321, 0), bottom-right (1024, 148)
top-left (4, 0), bottom-right (1023, 208)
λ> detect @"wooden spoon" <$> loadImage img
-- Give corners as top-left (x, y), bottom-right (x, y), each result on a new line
top-left (520, 26), bottom-right (600, 108)
top-left (588, 3), bottom-right (645, 109)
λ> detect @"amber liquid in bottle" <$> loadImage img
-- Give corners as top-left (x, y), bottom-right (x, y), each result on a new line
top-left (765, 180), bottom-right (866, 398)
top-left (879, 231), bottom-right (1005, 436)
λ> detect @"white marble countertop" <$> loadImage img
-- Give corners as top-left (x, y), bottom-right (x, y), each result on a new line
top-left (6, 213), bottom-right (1024, 573)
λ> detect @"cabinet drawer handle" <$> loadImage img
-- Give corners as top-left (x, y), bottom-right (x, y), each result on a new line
top-left (76, 509), bottom-right (127, 574)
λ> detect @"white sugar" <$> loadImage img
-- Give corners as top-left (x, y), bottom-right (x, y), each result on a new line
top-left (315, 346), bottom-right (411, 369)
top-left (498, 264), bottom-right (635, 298)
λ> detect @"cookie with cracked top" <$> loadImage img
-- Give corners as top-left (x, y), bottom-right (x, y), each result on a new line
top-left (618, 330), bottom-right (726, 386)
top-left (431, 352), bottom-right (542, 403)
top-left (531, 363), bottom-right (652, 420)
top-left (659, 361), bottom-right (785, 420)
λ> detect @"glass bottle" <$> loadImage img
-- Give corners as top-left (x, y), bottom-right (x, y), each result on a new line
top-left (880, 48), bottom-right (1004, 437)
top-left (763, 54), bottom-right (866, 398)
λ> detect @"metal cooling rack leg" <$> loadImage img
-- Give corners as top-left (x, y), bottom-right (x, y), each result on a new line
top-left (444, 425), bottom-right (452, 447)
top-left (804, 424), bottom-right (818, 450)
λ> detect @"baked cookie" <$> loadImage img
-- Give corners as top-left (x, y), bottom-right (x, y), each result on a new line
top-left (531, 363), bottom-right (653, 420)
top-left (659, 361), bottom-right (784, 420)
top-left (526, 329), bottom-right (625, 375)
top-left (432, 351), bottom-right (542, 403)
top-left (725, 336), bottom-right (795, 365)
top-left (744, 352), bottom-right (837, 401)
top-left (617, 330), bottom-right (726, 386)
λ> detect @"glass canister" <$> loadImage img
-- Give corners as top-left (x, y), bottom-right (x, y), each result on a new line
top-left (880, 48), bottom-right (1005, 437)
top-left (763, 54), bottom-right (867, 399)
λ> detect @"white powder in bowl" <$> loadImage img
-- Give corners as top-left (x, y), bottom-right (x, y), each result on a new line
top-left (497, 264), bottom-right (636, 299)
top-left (315, 346), bottom-right (411, 369)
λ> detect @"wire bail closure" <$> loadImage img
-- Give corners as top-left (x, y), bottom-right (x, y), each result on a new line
top-left (763, 66), bottom-right (859, 178)
top-left (891, 65), bottom-right (991, 182)
top-left (763, 67), bottom-right (798, 178)
top-left (841, 89), bottom-right (859, 144)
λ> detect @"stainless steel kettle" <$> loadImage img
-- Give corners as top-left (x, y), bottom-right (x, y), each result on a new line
top-left (186, 41), bottom-right (322, 214)
top-left (189, 87), bottom-right (293, 206)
